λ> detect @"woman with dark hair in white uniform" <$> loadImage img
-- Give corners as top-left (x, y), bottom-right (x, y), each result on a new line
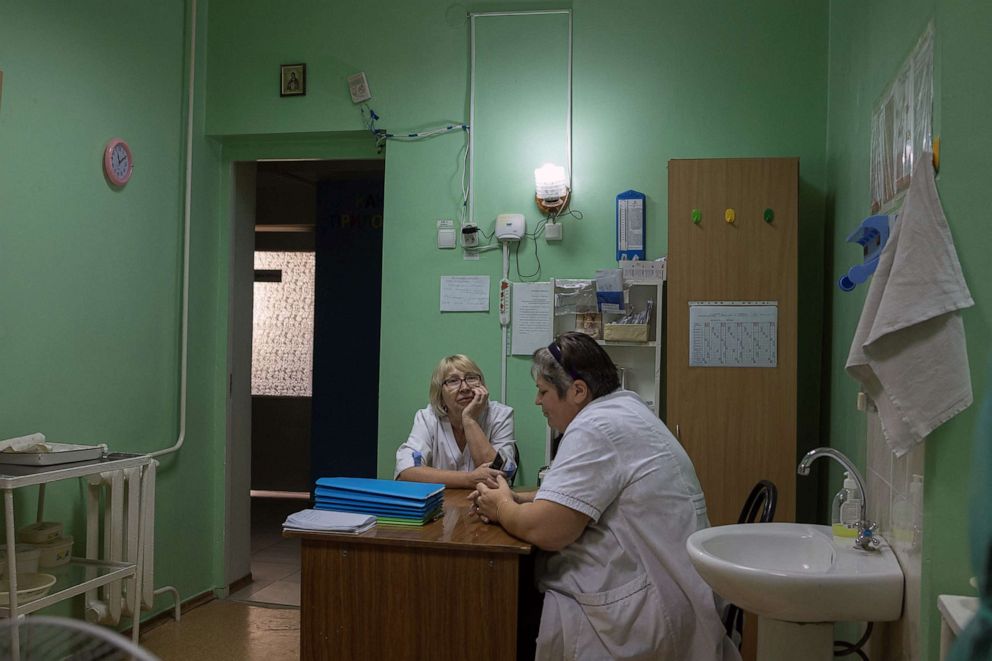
top-left (472, 332), bottom-right (738, 660)
top-left (395, 354), bottom-right (516, 489)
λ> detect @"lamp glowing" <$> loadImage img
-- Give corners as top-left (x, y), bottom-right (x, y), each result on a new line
top-left (534, 163), bottom-right (568, 202)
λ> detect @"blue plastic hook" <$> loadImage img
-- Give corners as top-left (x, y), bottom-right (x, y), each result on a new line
top-left (838, 215), bottom-right (891, 292)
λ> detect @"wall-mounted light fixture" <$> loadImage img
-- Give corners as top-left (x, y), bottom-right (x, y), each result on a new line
top-left (534, 162), bottom-right (569, 215)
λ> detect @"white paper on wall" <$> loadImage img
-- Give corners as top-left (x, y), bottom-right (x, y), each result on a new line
top-left (440, 275), bottom-right (491, 312)
top-left (689, 301), bottom-right (778, 368)
top-left (511, 282), bottom-right (553, 355)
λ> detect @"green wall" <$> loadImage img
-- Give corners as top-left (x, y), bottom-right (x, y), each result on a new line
top-left (206, 0), bottom-right (829, 488)
top-left (0, 0), bottom-right (226, 616)
top-left (824, 1), bottom-right (992, 657)
top-left (31, 0), bottom-right (989, 640)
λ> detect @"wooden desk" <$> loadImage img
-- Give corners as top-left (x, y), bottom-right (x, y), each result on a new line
top-left (285, 489), bottom-right (535, 661)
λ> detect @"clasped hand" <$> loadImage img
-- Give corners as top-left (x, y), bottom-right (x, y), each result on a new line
top-left (468, 474), bottom-right (513, 525)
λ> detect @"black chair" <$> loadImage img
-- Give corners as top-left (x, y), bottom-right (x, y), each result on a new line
top-left (722, 480), bottom-right (778, 648)
top-left (508, 444), bottom-right (521, 486)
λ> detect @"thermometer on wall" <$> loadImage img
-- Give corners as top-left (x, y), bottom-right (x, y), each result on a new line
top-left (498, 278), bottom-right (511, 327)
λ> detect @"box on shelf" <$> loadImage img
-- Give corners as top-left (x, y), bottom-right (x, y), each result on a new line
top-left (603, 323), bottom-right (648, 342)
top-left (620, 258), bottom-right (666, 282)
top-left (574, 312), bottom-right (602, 339)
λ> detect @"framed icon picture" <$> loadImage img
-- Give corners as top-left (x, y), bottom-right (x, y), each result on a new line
top-left (280, 63), bottom-right (306, 97)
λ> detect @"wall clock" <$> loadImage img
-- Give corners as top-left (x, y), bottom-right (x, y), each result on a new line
top-left (103, 138), bottom-right (133, 187)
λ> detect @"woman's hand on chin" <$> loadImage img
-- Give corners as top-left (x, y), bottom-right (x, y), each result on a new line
top-left (460, 384), bottom-right (490, 423)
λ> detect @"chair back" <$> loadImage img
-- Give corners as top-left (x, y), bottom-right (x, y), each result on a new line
top-left (737, 479), bottom-right (778, 524)
top-left (723, 480), bottom-right (778, 647)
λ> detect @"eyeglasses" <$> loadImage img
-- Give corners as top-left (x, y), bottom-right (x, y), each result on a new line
top-left (442, 373), bottom-right (482, 390)
top-left (547, 340), bottom-right (582, 381)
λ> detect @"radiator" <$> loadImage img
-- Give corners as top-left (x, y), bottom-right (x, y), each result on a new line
top-left (84, 459), bottom-right (157, 626)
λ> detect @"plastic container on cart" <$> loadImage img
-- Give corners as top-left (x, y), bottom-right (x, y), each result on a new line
top-left (0, 544), bottom-right (41, 576)
top-left (17, 521), bottom-right (64, 544)
top-left (34, 535), bottom-right (74, 568)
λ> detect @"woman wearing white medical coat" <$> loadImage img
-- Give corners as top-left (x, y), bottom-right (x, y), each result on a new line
top-left (395, 354), bottom-right (516, 489)
top-left (473, 333), bottom-right (739, 660)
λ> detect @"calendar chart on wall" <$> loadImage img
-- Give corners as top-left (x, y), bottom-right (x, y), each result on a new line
top-left (688, 301), bottom-right (778, 367)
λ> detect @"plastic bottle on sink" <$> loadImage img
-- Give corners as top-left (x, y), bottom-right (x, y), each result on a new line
top-left (831, 472), bottom-right (859, 538)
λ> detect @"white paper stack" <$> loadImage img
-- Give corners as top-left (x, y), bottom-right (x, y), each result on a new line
top-left (283, 508), bottom-right (376, 534)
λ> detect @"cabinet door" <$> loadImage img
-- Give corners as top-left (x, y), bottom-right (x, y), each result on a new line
top-left (666, 158), bottom-right (797, 525)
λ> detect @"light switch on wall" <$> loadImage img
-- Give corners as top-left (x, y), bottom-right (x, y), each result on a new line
top-left (437, 219), bottom-right (456, 249)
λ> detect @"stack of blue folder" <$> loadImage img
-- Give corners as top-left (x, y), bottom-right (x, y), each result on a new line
top-left (314, 477), bottom-right (445, 526)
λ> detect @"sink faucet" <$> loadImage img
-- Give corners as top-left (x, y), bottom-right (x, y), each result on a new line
top-left (797, 447), bottom-right (879, 551)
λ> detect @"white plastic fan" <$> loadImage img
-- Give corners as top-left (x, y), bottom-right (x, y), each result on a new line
top-left (0, 615), bottom-right (158, 661)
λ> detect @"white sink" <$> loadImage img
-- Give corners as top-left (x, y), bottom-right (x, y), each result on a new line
top-left (686, 522), bottom-right (904, 623)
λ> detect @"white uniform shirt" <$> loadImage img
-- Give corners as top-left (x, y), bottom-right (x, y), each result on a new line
top-left (535, 390), bottom-right (739, 661)
top-left (393, 401), bottom-right (515, 478)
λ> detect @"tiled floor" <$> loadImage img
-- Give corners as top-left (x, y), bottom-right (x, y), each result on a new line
top-left (141, 599), bottom-right (300, 661)
top-left (141, 497), bottom-right (305, 660)
top-left (229, 497), bottom-right (304, 608)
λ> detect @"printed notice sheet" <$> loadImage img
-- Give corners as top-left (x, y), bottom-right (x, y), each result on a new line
top-left (511, 282), bottom-right (553, 355)
top-left (440, 275), bottom-right (491, 312)
top-left (689, 301), bottom-right (778, 367)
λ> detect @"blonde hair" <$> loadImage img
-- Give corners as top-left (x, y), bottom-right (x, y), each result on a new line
top-left (429, 355), bottom-right (486, 417)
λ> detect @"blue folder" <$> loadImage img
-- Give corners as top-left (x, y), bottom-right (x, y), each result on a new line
top-left (314, 487), bottom-right (443, 510)
top-left (315, 501), bottom-right (442, 523)
top-left (315, 477), bottom-right (444, 502)
top-left (314, 497), bottom-right (439, 517)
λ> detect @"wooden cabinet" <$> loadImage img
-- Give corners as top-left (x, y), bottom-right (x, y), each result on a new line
top-left (666, 158), bottom-right (798, 526)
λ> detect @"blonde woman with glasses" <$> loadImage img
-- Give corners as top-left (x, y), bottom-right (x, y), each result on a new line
top-left (394, 355), bottom-right (516, 489)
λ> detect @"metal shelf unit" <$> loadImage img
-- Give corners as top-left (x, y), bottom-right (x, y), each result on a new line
top-left (547, 277), bottom-right (665, 462)
top-left (0, 453), bottom-right (152, 658)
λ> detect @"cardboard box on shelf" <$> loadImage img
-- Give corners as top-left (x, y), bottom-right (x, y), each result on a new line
top-left (603, 323), bottom-right (648, 342)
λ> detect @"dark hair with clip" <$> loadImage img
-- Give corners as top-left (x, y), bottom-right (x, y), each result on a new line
top-left (532, 331), bottom-right (621, 399)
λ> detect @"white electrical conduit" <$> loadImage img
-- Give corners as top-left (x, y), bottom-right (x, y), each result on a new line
top-left (468, 10), bottom-right (572, 406)
top-left (500, 242), bottom-right (510, 403)
top-left (137, 0), bottom-right (198, 626)
top-left (149, 0), bottom-right (195, 461)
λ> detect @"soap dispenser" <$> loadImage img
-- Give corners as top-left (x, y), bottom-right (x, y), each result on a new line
top-left (831, 472), bottom-right (859, 538)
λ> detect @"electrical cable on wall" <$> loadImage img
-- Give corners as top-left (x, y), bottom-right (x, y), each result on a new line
top-left (361, 104), bottom-right (468, 149)
top-left (508, 207), bottom-right (583, 280)
top-left (360, 104), bottom-right (472, 226)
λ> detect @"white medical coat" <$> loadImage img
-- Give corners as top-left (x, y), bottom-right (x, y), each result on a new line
top-left (535, 390), bottom-right (739, 661)
top-left (393, 401), bottom-right (516, 478)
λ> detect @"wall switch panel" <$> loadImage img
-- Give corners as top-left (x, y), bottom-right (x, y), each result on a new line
top-left (347, 72), bottom-right (372, 104)
top-left (437, 219), bottom-right (456, 249)
top-left (544, 223), bottom-right (563, 241)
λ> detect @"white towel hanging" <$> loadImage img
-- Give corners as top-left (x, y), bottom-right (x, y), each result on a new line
top-left (846, 152), bottom-right (974, 456)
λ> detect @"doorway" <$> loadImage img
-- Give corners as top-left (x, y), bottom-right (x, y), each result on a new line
top-left (226, 158), bottom-right (385, 605)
